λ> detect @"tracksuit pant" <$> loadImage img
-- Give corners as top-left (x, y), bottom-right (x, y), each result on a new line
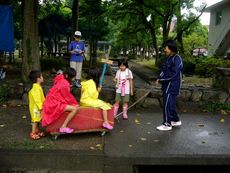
top-left (162, 92), bottom-right (180, 126)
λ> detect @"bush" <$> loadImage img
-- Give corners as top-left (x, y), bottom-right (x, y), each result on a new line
top-left (195, 57), bottom-right (230, 77)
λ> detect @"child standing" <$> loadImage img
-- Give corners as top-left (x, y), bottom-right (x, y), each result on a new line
top-left (42, 68), bottom-right (80, 133)
top-left (113, 59), bottom-right (133, 120)
top-left (28, 70), bottom-right (45, 140)
top-left (80, 68), bottom-right (113, 130)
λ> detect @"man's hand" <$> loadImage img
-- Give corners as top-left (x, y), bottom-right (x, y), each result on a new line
top-left (98, 86), bottom-right (102, 92)
top-left (155, 79), bottom-right (160, 85)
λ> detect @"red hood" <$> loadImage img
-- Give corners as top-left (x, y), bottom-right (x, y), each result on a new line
top-left (53, 74), bottom-right (65, 84)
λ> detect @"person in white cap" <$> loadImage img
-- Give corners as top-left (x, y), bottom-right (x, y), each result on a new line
top-left (68, 30), bottom-right (85, 87)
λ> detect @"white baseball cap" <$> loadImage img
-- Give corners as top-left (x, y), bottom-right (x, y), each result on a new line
top-left (74, 31), bottom-right (81, 37)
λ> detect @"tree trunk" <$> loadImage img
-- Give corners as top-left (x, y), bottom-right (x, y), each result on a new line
top-left (22, 0), bottom-right (40, 81)
top-left (71, 0), bottom-right (79, 39)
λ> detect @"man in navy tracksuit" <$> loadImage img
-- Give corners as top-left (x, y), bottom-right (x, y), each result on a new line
top-left (156, 40), bottom-right (183, 131)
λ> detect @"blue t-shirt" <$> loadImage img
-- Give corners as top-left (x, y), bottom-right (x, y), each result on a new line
top-left (68, 40), bottom-right (85, 62)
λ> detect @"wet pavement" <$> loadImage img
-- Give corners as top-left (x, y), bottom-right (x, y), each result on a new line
top-left (1, 106), bottom-right (230, 172)
top-left (1, 60), bottom-right (230, 172)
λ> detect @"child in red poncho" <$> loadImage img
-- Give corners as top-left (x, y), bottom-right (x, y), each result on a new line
top-left (42, 68), bottom-right (79, 133)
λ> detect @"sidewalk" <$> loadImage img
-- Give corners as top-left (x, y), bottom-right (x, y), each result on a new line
top-left (1, 60), bottom-right (230, 172)
top-left (0, 105), bottom-right (230, 172)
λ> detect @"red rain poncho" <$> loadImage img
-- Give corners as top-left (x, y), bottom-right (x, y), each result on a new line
top-left (42, 74), bottom-right (79, 126)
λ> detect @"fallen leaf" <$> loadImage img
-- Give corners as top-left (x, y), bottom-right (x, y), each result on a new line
top-left (39, 145), bottom-right (44, 149)
top-left (90, 147), bottom-right (95, 150)
top-left (22, 116), bottom-right (27, 119)
top-left (202, 109), bottom-right (208, 112)
top-left (140, 138), bottom-right (147, 141)
top-left (147, 131), bottom-right (151, 134)
top-left (128, 145), bottom-right (133, 147)
top-left (183, 109), bottom-right (187, 113)
top-left (18, 83), bottom-right (23, 86)
top-left (134, 119), bottom-right (141, 124)
top-left (2, 104), bottom-right (7, 108)
top-left (96, 144), bottom-right (103, 150)
top-left (120, 130), bottom-right (124, 133)
top-left (153, 139), bottom-right (159, 143)
top-left (0, 124), bottom-right (5, 127)
top-left (220, 118), bottom-right (225, 123)
top-left (146, 122), bottom-right (151, 125)
top-left (220, 110), bottom-right (228, 115)
top-left (96, 144), bottom-right (101, 147)
top-left (17, 104), bottom-right (21, 107)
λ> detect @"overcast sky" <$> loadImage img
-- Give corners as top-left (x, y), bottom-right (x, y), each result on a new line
top-left (199, 0), bottom-right (223, 25)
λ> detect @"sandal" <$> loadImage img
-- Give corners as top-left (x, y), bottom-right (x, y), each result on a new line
top-left (37, 131), bottom-right (45, 137)
top-left (30, 132), bottom-right (40, 140)
top-left (35, 129), bottom-right (46, 137)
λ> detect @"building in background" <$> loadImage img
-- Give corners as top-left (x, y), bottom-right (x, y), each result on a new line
top-left (205, 0), bottom-right (230, 58)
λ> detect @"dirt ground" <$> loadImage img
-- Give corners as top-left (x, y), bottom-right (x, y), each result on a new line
top-left (0, 104), bottom-right (105, 151)
top-left (0, 67), bottom-right (105, 151)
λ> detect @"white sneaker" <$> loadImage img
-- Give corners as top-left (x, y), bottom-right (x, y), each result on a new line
top-left (156, 124), bottom-right (172, 131)
top-left (171, 121), bottom-right (182, 127)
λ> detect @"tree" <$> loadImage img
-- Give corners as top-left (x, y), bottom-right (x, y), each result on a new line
top-left (80, 0), bottom-right (109, 67)
top-left (22, 0), bottom-right (40, 81)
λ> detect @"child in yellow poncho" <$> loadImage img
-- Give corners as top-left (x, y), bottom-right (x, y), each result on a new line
top-left (80, 68), bottom-right (113, 130)
top-left (28, 70), bottom-right (45, 140)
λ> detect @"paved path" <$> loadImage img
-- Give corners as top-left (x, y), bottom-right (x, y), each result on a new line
top-left (1, 60), bottom-right (230, 172)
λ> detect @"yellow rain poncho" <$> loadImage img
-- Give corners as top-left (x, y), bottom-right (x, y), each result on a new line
top-left (80, 79), bottom-right (112, 110)
top-left (29, 83), bottom-right (45, 122)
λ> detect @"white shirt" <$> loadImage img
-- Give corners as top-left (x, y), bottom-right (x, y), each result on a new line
top-left (115, 68), bottom-right (133, 94)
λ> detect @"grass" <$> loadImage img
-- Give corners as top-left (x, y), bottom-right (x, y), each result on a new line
top-left (134, 58), bottom-right (213, 86)
top-left (134, 58), bottom-right (157, 70)
top-left (183, 75), bottom-right (212, 86)
top-left (0, 138), bottom-right (54, 150)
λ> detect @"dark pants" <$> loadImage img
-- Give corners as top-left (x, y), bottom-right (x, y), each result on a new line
top-left (162, 93), bottom-right (180, 126)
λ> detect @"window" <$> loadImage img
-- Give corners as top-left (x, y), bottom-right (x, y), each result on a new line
top-left (215, 11), bottom-right (222, 25)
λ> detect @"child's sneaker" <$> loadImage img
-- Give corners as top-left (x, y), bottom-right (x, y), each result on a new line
top-left (156, 124), bottom-right (172, 131)
top-left (123, 114), bottom-right (128, 120)
top-left (171, 121), bottom-right (182, 127)
top-left (59, 127), bottom-right (74, 133)
top-left (102, 122), bottom-right (113, 130)
top-left (75, 80), bottom-right (81, 88)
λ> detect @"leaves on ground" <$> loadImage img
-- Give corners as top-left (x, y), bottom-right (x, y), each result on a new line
top-left (134, 118), bottom-right (141, 125)
top-left (220, 110), bottom-right (228, 115)
top-left (220, 118), bottom-right (225, 123)
top-left (140, 138), bottom-right (147, 141)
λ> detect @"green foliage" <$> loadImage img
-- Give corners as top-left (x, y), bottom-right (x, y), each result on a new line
top-left (0, 85), bottom-right (9, 103)
top-left (40, 57), bottom-right (68, 71)
top-left (203, 102), bottom-right (230, 112)
top-left (195, 57), bottom-right (230, 77)
top-left (128, 53), bottom-right (137, 60)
